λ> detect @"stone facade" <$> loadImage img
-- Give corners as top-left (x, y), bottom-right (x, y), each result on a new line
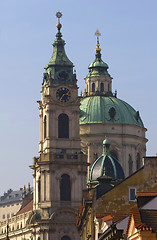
top-left (80, 122), bottom-right (147, 177)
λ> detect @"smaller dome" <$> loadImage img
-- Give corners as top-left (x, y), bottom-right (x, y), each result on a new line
top-left (89, 139), bottom-right (125, 182)
top-left (103, 138), bottom-right (110, 146)
top-left (87, 49), bottom-right (110, 78)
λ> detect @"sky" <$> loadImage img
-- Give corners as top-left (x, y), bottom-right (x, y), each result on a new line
top-left (0, 0), bottom-right (157, 195)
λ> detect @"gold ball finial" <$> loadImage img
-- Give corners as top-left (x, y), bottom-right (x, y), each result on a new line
top-left (56, 11), bottom-right (62, 30)
top-left (95, 29), bottom-right (101, 52)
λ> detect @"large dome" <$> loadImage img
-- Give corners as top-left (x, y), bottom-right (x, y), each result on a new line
top-left (80, 96), bottom-right (144, 128)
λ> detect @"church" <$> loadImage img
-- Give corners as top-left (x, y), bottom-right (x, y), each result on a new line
top-left (0, 12), bottom-right (148, 240)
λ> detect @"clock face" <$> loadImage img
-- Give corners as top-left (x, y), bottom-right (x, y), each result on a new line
top-left (56, 87), bottom-right (71, 102)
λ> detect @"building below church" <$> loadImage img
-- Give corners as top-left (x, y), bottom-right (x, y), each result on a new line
top-left (77, 156), bottom-right (157, 240)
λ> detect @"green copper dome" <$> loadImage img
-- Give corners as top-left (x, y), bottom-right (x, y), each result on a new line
top-left (89, 139), bottom-right (125, 182)
top-left (80, 96), bottom-right (144, 127)
top-left (87, 51), bottom-right (110, 78)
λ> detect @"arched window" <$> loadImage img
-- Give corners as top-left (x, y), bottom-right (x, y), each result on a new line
top-left (136, 153), bottom-right (141, 170)
top-left (38, 177), bottom-right (41, 203)
top-left (128, 154), bottom-right (133, 175)
top-left (60, 174), bottom-right (71, 201)
top-left (92, 83), bottom-right (95, 92)
top-left (58, 114), bottom-right (69, 138)
top-left (61, 236), bottom-right (71, 240)
top-left (44, 115), bottom-right (47, 139)
top-left (100, 82), bottom-right (104, 92)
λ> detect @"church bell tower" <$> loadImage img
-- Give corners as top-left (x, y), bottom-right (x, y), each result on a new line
top-left (31, 12), bottom-right (87, 240)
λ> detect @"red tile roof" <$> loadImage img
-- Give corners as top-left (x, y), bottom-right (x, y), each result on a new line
top-left (126, 207), bottom-right (157, 235)
top-left (137, 192), bottom-right (157, 197)
top-left (16, 200), bottom-right (33, 215)
top-left (98, 213), bottom-right (128, 225)
top-left (126, 207), bottom-right (141, 235)
top-left (140, 209), bottom-right (157, 231)
top-left (112, 214), bottom-right (128, 223)
top-left (101, 215), bottom-right (112, 222)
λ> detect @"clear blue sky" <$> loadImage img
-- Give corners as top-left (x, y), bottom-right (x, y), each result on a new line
top-left (0, 0), bottom-right (157, 195)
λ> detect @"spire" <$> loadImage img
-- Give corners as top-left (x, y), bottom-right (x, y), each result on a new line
top-left (86, 29), bottom-right (110, 78)
top-left (55, 11), bottom-right (63, 41)
top-left (43, 12), bottom-right (75, 86)
top-left (95, 29), bottom-right (101, 52)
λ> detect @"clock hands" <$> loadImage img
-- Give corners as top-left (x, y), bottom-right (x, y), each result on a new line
top-left (56, 87), bottom-right (71, 102)
top-left (60, 93), bottom-right (68, 101)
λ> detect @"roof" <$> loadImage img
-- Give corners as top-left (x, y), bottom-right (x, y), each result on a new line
top-left (89, 140), bottom-right (125, 182)
top-left (80, 96), bottom-right (144, 127)
top-left (100, 214), bottom-right (128, 224)
top-left (137, 192), bottom-right (157, 197)
top-left (140, 209), bottom-right (157, 231)
top-left (126, 207), bottom-right (157, 235)
top-left (43, 23), bottom-right (75, 87)
top-left (86, 43), bottom-right (110, 78)
top-left (136, 192), bottom-right (157, 208)
top-left (0, 189), bottom-right (23, 206)
top-left (16, 200), bottom-right (33, 215)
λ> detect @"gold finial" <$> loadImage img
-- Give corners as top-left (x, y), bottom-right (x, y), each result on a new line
top-left (56, 11), bottom-right (62, 30)
top-left (23, 185), bottom-right (26, 198)
top-left (95, 29), bottom-right (101, 52)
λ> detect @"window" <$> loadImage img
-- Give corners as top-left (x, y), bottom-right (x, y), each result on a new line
top-left (136, 153), bottom-right (141, 170)
top-left (58, 114), bottom-right (69, 138)
top-left (44, 115), bottom-right (47, 139)
top-left (129, 188), bottom-right (136, 201)
top-left (92, 83), bottom-right (95, 92)
top-left (60, 174), bottom-right (71, 201)
top-left (38, 178), bottom-right (41, 202)
top-left (7, 213), bottom-right (10, 218)
top-left (2, 214), bottom-right (5, 219)
top-left (128, 154), bottom-right (133, 175)
top-left (61, 236), bottom-right (71, 240)
top-left (100, 83), bottom-right (104, 92)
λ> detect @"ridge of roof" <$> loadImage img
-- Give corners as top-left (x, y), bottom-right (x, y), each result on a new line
top-left (16, 200), bottom-right (33, 215)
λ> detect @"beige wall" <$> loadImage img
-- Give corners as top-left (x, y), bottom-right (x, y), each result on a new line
top-left (0, 202), bottom-right (21, 221)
